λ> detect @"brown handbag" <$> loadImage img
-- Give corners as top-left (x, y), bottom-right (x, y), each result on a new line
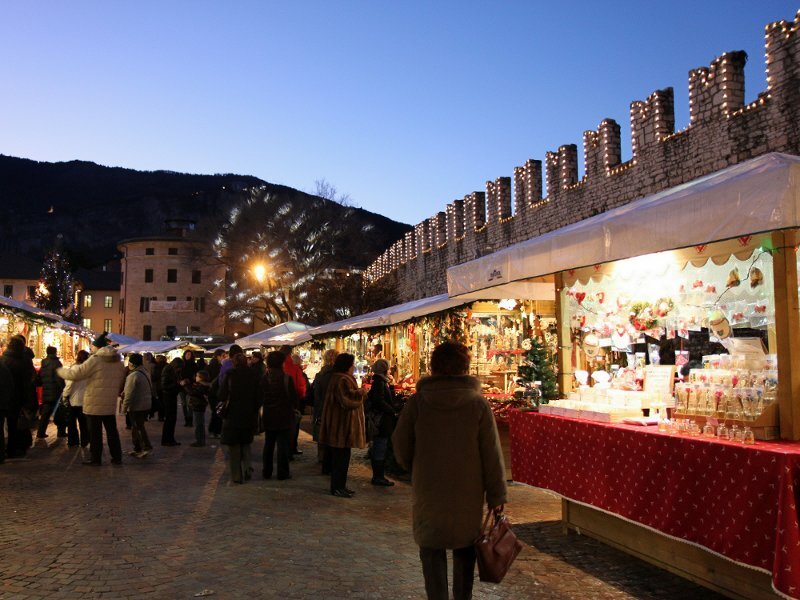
top-left (474, 509), bottom-right (523, 583)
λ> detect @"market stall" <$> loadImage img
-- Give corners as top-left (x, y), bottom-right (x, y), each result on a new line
top-left (0, 295), bottom-right (92, 363)
top-left (446, 152), bottom-right (800, 599)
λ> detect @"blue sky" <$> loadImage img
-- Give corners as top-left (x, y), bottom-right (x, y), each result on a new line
top-left (1, 1), bottom-right (796, 225)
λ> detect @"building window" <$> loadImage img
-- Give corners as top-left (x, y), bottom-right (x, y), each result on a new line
top-left (143, 325), bottom-right (152, 341)
top-left (27, 285), bottom-right (36, 300)
top-left (82, 318), bottom-right (92, 329)
top-left (3, 284), bottom-right (12, 297)
top-left (139, 297), bottom-right (150, 312)
top-left (145, 269), bottom-right (154, 283)
top-left (192, 270), bottom-right (201, 284)
top-left (168, 248), bottom-right (178, 255)
top-left (190, 326), bottom-right (200, 333)
top-left (104, 295), bottom-right (113, 308)
top-left (103, 319), bottom-right (112, 332)
top-left (167, 296), bottom-right (176, 302)
top-left (165, 325), bottom-right (177, 338)
top-left (145, 248), bottom-right (154, 255)
top-left (194, 297), bottom-right (206, 313)
top-left (83, 294), bottom-right (92, 308)
top-left (167, 269), bottom-right (177, 283)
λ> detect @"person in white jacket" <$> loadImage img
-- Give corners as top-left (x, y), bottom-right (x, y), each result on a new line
top-left (63, 349), bottom-right (90, 450)
top-left (57, 333), bottom-right (126, 466)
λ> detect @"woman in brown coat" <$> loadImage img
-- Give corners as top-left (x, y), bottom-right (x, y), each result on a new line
top-left (318, 353), bottom-right (366, 498)
top-left (392, 341), bottom-right (507, 600)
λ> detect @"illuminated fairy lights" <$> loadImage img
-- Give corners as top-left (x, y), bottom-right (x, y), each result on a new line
top-left (366, 11), bottom-right (800, 284)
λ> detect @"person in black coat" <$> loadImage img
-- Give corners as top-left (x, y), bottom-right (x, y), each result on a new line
top-left (312, 349), bottom-right (338, 474)
top-left (260, 351), bottom-right (298, 480)
top-left (37, 346), bottom-right (64, 439)
top-left (219, 353), bottom-right (260, 484)
top-left (150, 354), bottom-right (166, 421)
top-left (180, 350), bottom-right (198, 427)
top-left (366, 359), bottom-right (397, 486)
top-left (160, 357), bottom-right (184, 446)
top-left (1, 335), bottom-right (37, 458)
top-left (0, 358), bottom-right (15, 463)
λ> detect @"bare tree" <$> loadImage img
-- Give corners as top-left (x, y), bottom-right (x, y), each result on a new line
top-left (314, 178), bottom-right (355, 207)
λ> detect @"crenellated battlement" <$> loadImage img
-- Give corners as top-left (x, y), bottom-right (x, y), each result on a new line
top-left (367, 11), bottom-right (800, 302)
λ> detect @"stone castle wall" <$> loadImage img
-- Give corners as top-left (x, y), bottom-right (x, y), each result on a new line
top-left (366, 12), bottom-right (800, 302)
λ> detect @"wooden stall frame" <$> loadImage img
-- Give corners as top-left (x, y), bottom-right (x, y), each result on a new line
top-left (561, 499), bottom-right (776, 600)
top-left (772, 230), bottom-right (800, 440)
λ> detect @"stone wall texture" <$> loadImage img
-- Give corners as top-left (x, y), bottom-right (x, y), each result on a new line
top-left (366, 12), bottom-right (800, 303)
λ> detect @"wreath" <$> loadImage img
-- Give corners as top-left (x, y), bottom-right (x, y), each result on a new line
top-left (629, 298), bottom-right (674, 331)
top-left (629, 301), bottom-right (658, 331)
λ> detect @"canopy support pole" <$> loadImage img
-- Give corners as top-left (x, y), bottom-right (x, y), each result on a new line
top-left (772, 230), bottom-right (800, 440)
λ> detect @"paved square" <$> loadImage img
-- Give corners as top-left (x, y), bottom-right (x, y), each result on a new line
top-left (0, 417), bottom-right (724, 599)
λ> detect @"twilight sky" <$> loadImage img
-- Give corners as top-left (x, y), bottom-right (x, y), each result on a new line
top-left (0, 1), bottom-right (796, 225)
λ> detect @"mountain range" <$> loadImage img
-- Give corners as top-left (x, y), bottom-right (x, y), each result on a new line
top-left (0, 154), bottom-right (410, 270)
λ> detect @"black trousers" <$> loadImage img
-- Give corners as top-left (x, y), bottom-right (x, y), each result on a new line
top-left (87, 414), bottom-right (122, 464)
top-left (0, 409), bottom-right (6, 462)
top-left (67, 405), bottom-right (88, 447)
top-left (161, 395), bottom-right (178, 444)
top-left (329, 446), bottom-right (351, 492)
top-left (6, 406), bottom-right (27, 457)
top-left (180, 392), bottom-right (193, 426)
top-left (130, 410), bottom-right (152, 452)
top-left (208, 400), bottom-right (222, 436)
top-left (262, 428), bottom-right (291, 479)
top-left (419, 546), bottom-right (476, 600)
top-left (36, 402), bottom-right (54, 437)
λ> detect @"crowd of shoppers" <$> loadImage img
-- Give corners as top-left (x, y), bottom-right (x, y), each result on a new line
top-left (0, 335), bottom-right (508, 599)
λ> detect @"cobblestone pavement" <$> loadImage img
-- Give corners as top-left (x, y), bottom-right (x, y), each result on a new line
top-left (0, 417), bottom-right (725, 599)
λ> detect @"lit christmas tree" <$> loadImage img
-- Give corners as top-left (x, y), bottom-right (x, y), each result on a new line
top-left (518, 337), bottom-right (559, 402)
top-left (35, 245), bottom-right (75, 318)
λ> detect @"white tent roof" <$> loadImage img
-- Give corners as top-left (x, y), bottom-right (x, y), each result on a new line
top-left (118, 340), bottom-right (203, 354)
top-left (310, 294), bottom-right (470, 337)
top-left (448, 153), bottom-right (800, 297)
top-left (232, 321), bottom-right (311, 349)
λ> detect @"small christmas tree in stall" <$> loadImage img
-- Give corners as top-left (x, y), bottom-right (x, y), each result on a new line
top-left (518, 336), bottom-right (559, 403)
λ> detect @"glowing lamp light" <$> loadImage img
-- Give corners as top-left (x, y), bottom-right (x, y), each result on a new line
top-left (252, 263), bottom-right (267, 283)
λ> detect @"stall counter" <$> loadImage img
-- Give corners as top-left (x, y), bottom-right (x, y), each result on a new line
top-left (509, 411), bottom-right (800, 600)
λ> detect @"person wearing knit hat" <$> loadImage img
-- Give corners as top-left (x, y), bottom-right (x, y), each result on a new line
top-left (92, 332), bottom-right (110, 349)
top-left (366, 358), bottom-right (396, 487)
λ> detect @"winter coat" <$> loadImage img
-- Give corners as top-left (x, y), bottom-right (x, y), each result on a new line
top-left (0, 360), bottom-right (15, 411)
top-left (312, 366), bottom-right (334, 421)
top-left (180, 358), bottom-right (198, 383)
top-left (62, 377), bottom-right (88, 408)
top-left (392, 374), bottom-right (507, 549)
top-left (160, 364), bottom-right (182, 405)
top-left (57, 346), bottom-right (126, 416)
top-left (151, 361), bottom-right (166, 398)
top-left (366, 374), bottom-right (396, 439)
top-left (39, 355), bottom-right (65, 404)
top-left (219, 364), bottom-right (260, 445)
top-left (186, 381), bottom-right (210, 412)
top-left (260, 368), bottom-right (297, 431)
top-left (207, 357), bottom-right (222, 381)
top-left (283, 355), bottom-right (307, 398)
top-left (2, 347), bottom-right (38, 412)
top-left (318, 372), bottom-right (366, 449)
top-left (122, 366), bottom-right (152, 413)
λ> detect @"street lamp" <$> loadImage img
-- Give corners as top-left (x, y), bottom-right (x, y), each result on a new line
top-left (252, 263), bottom-right (267, 284)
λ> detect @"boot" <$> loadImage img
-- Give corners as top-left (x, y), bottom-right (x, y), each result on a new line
top-left (371, 460), bottom-right (395, 486)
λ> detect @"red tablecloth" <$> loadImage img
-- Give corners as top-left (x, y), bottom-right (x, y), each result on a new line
top-left (509, 411), bottom-right (800, 600)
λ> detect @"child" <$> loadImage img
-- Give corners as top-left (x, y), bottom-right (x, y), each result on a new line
top-left (186, 370), bottom-right (211, 447)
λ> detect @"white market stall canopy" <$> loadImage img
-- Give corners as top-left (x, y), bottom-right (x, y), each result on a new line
top-left (107, 333), bottom-right (139, 346)
top-left (231, 321), bottom-right (312, 350)
top-left (310, 294), bottom-right (471, 337)
top-left (118, 340), bottom-right (204, 354)
top-left (447, 152), bottom-right (800, 297)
